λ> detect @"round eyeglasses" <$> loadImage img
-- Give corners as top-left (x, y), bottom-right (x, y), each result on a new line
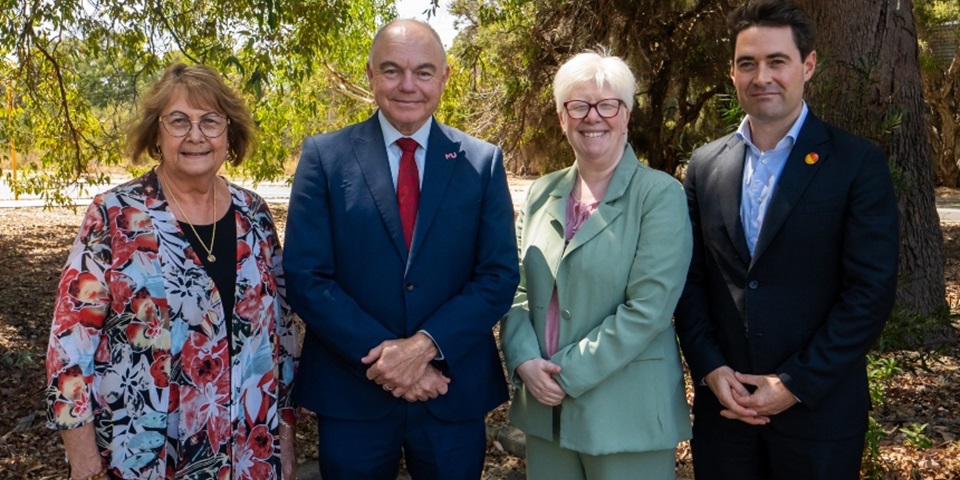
top-left (159, 113), bottom-right (230, 138)
top-left (563, 99), bottom-right (624, 119)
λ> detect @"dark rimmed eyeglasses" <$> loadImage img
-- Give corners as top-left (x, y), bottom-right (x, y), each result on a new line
top-left (563, 98), bottom-right (625, 119)
top-left (159, 113), bottom-right (230, 138)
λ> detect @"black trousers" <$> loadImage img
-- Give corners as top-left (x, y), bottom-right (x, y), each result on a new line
top-left (690, 416), bottom-right (865, 480)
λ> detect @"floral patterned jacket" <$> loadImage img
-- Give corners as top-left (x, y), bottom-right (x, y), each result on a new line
top-left (45, 169), bottom-right (298, 479)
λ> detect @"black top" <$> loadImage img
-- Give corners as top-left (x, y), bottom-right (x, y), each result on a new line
top-left (179, 204), bottom-right (237, 335)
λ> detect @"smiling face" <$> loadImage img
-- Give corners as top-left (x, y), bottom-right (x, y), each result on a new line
top-left (559, 82), bottom-right (629, 168)
top-left (731, 25), bottom-right (816, 132)
top-left (366, 21), bottom-right (450, 135)
top-left (156, 91), bottom-right (229, 181)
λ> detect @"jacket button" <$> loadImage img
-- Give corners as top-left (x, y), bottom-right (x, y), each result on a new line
top-left (561, 310), bottom-right (572, 320)
top-left (405, 283), bottom-right (415, 291)
top-left (748, 280), bottom-right (759, 289)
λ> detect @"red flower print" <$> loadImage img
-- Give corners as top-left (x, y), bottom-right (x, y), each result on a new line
top-left (150, 351), bottom-right (171, 388)
top-left (57, 365), bottom-right (86, 397)
top-left (79, 208), bottom-right (106, 239)
top-left (45, 341), bottom-right (65, 382)
top-left (181, 382), bottom-right (231, 449)
top-left (95, 336), bottom-right (111, 363)
top-left (134, 232), bottom-right (159, 254)
top-left (52, 398), bottom-right (82, 425)
top-left (235, 424), bottom-right (276, 480)
top-left (110, 230), bottom-right (158, 263)
top-left (110, 238), bottom-right (138, 266)
top-left (107, 272), bottom-right (135, 314)
top-left (54, 366), bottom-right (92, 421)
top-left (237, 241), bottom-right (252, 263)
top-left (246, 424), bottom-right (274, 463)
top-left (71, 390), bottom-right (90, 418)
top-left (188, 354), bottom-right (226, 387)
top-left (237, 214), bottom-right (252, 237)
top-left (116, 206), bottom-right (153, 235)
top-left (236, 285), bottom-right (264, 323)
top-left (57, 268), bottom-right (79, 299)
top-left (125, 322), bottom-right (152, 351)
top-left (169, 383), bottom-right (180, 413)
top-left (51, 301), bottom-right (82, 336)
top-left (77, 305), bottom-right (107, 329)
top-left (146, 311), bottom-right (164, 339)
top-left (130, 289), bottom-right (159, 325)
top-left (180, 244), bottom-right (202, 265)
top-left (69, 272), bottom-right (108, 305)
top-left (240, 377), bottom-right (271, 424)
top-left (181, 332), bottom-right (231, 447)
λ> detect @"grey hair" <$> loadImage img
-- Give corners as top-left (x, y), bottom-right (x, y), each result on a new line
top-left (553, 50), bottom-right (635, 113)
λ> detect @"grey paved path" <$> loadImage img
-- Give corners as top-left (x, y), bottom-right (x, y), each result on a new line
top-left (3, 176), bottom-right (956, 225)
top-left (937, 197), bottom-right (960, 223)
top-left (0, 176), bottom-right (536, 212)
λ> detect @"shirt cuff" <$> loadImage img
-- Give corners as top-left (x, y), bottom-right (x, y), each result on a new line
top-left (417, 329), bottom-right (445, 361)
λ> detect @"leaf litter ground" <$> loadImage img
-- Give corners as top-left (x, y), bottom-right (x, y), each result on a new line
top-left (1, 201), bottom-right (957, 479)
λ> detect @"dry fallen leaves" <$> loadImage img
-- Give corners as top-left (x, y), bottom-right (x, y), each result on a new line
top-left (1, 207), bottom-right (958, 479)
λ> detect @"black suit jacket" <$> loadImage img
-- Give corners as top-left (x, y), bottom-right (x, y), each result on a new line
top-left (674, 113), bottom-right (898, 440)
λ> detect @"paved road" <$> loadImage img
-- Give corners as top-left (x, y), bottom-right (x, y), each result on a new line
top-left (0, 177), bottom-right (293, 208)
top-left (3, 177), bottom-right (956, 224)
top-left (939, 197), bottom-right (960, 223)
top-left (0, 176), bottom-right (536, 213)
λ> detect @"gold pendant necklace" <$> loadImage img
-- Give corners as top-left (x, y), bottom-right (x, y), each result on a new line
top-left (162, 171), bottom-right (218, 262)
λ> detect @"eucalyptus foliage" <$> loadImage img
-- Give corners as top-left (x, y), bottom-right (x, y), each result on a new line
top-left (1, 0), bottom-right (394, 203)
top-left (447, 0), bottom-right (735, 176)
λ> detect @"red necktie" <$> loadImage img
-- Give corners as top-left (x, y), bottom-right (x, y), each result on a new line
top-left (395, 137), bottom-right (420, 250)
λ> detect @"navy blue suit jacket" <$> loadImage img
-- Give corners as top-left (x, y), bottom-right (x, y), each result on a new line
top-left (284, 114), bottom-right (518, 422)
top-left (674, 113), bottom-right (898, 440)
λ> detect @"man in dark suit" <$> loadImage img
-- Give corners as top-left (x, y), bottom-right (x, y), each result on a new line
top-left (283, 19), bottom-right (519, 479)
top-left (674, 1), bottom-right (899, 478)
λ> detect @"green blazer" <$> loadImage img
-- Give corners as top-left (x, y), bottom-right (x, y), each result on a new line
top-left (500, 146), bottom-right (693, 455)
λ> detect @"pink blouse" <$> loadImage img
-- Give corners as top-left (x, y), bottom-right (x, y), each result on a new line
top-left (545, 194), bottom-right (600, 356)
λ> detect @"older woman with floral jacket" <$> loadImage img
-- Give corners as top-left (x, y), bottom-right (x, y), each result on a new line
top-left (45, 63), bottom-right (299, 479)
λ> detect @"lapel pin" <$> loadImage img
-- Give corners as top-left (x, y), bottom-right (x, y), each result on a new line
top-left (445, 152), bottom-right (457, 160)
top-left (804, 152), bottom-right (819, 165)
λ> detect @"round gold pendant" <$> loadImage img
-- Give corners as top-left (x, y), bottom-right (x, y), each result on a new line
top-left (207, 254), bottom-right (216, 262)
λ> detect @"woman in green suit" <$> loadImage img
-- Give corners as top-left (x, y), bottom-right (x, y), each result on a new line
top-left (500, 51), bottom-right (693, 479)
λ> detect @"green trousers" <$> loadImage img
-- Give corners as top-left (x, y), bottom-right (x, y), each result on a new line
top-left (525, 433), bottom-right (676, 480)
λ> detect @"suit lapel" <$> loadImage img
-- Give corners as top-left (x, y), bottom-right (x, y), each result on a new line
top-left (713, 137), bottom-right (752, 265)
top-left (408, 120), bottom-right (458, 264)
top-left (751, 114), bottom-right (829, 265)
top-left (540, 167), bottom-right (576, 272)
top-left (351, 116), bottom-right (409, 260)
top-left (563, 147), bottom-right (634, 258)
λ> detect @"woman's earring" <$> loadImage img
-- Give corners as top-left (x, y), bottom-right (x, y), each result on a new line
top-left (156, 145), bottom-right (163, 160)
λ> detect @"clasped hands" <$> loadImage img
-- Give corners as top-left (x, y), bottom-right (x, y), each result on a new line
top-left (361, 332), bottom-right (450, 402)
top-left (516, 358), bottom-right (566, 406)
top-left (704, 365), bottom-right (798, 425)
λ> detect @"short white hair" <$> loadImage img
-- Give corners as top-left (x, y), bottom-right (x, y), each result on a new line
top-left (553, 51), bottom-right (636, 113)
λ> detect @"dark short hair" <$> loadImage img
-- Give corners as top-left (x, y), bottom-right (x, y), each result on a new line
top-left (127, 63), bottom-right (256, 165)
top-left (728, 0), bottom-right (817, 60)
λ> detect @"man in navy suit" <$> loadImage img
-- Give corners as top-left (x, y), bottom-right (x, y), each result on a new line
top-left (674, 1), bottom-right (899, 478)
top-left (283, 19), bottom-right (519, 480)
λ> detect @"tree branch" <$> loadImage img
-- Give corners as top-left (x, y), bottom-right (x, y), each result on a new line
top-left (323, 61), bottom-right (373, 103)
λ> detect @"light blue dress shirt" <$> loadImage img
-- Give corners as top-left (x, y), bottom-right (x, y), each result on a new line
top-left (738, 103), bottom-right (809, 255)
top-left (378, 111), bottom-right (430, 189)
top-left (376, 111), bottom-right (444, 359)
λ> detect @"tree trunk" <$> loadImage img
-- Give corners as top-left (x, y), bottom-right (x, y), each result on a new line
top-left (797, 0), bottom-right (946, 316)
top-left (925, 54), bottom-right (960, 187)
